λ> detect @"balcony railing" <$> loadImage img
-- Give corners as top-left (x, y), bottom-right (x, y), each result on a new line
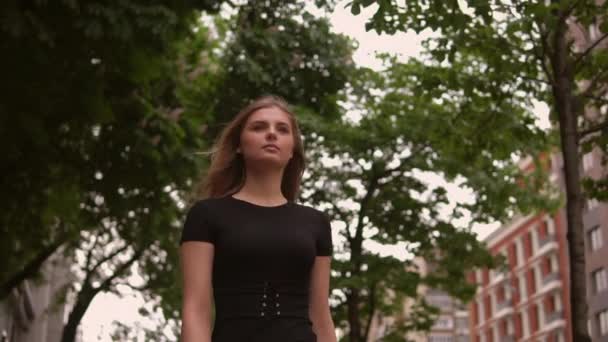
top-left (426, 291), bottom-right (453, 311)
top-left (542, 272), bottom-right (561, 286)
top-left (539, 235), bottom-right (556, 249)
top-left (501, 335), bottom-right (516, 342)
top-left (545, 310), bottom-right (564, 325)
top-left (496, 298), bottom-right (513, 312)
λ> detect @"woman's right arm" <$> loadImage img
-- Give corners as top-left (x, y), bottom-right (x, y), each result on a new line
top-left (180, 241), bottom-right (214, 342)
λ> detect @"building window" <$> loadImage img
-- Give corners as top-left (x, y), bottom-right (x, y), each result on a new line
top-left (588, 198), bottom-right (599, 211)
top-left (593, 268), bottom-right (608, 294)
top-left (598, 310), bottom-right (608, 336)
top-left (429, 335), bottom-right (454, 342)
top-left (484, 296), bottom-right (492, 319)
top-left (519, 275), bottom-right (527, 300)
top-left (590, 226), bottom-right (603, 251)
top-left (583, 151), bottom-right (594, 171)
top-left (524, 232), bottom-right (533, 258)
top-left (527, 269), bottom-right (536, 294)
top-left (427, 291), bottom-right (453, 309)
top-left (477, 300), bottom-right (485, 322)
top-left (433, 315), bottom-right (454, 329)
top-left (455, 317), bottom-right (468, 329)
top-left (589, 23), bottom-right (601, 40)
top-left (515, 239), bottom-right (523, 266)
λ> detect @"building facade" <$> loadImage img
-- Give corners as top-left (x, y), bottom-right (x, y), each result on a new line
top-left (425, 288), bottom-right (471, 342)
top-left (569, 9), bottom-right (608, 341)
top-left (469, 207), bottom-right (572, 342)
top-left (580, 148), bottom-right (608, 340)
top-left (367, 259), bottom-right (471, 342)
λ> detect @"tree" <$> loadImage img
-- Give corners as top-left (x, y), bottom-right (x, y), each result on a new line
top-left (348, 0), bottom-right (608, 340)
top-left (298, 62), bottom-right (553, 341)
top-left (191, 0), bottom-right (356, 142)
top-left (58, 93), bottom-right (205, 342)
top-left (0, 0), bottom-right (225, 299)
top-left (0, 2), bottom-right (232, 341)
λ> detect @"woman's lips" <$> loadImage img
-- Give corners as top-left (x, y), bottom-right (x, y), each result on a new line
top-left (262, 144), bottom-right (280, 151)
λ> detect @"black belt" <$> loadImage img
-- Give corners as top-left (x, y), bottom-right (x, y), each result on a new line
top-left (214, 281), bottom-right (309, 320)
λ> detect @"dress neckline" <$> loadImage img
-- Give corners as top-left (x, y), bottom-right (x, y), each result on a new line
top-left (228, 195), bottom-right (291, 209)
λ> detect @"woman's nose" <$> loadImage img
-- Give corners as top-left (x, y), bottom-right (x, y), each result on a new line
top-left (266, 129), bottom-right (277, 140)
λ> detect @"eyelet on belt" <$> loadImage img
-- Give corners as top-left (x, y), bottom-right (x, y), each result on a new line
top-left (259, 281), bottom-right (283, 318)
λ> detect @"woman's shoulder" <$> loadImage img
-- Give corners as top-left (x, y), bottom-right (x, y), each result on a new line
top-left (290, 202), bottom-right (327, 219)
top-left (185, 196), bottom-right (232, 215)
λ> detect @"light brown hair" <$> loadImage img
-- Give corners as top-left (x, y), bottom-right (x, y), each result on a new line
top-left (194, 95), bottom-right (306, 201)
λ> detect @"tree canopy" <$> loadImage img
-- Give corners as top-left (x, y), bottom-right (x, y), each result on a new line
top-left (348, 0), bottom-right (607, 340)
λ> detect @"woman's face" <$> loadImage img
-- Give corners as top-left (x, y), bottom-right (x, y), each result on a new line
top-left (239, 106), bottom-right (295, 169)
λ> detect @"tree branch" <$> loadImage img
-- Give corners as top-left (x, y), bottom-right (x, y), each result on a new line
top-left (83, 244), bottom-right (130, 286)
top-left (581, 94), bottom-right (608, 107)
top-left (0, 237), bottom-right (68, 300)
top-left (580, 69), bottom-right (608, 99)
top-left (563, 0), bottom-right (582, 20)
top-left (114, 281), bottom-right (149, 292)
top-left (574, 31), bottom-right (608, 70)
top-left (579, 119), bottom-right (608, 140)
top-left (93, 249), bottom-right (144, 292)
top-left (84, 234), bottom-right (100, 272)
top-left (533, 25), bottom-right (554, 85)
top-left (363, 283), bottom-right (377, 342)
top-left (378, 143), bottom-right (430, 179)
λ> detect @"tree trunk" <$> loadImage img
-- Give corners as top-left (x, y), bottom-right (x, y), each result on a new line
top-left (348, 228), bottom-right (365, 341)
top-left (550, 12), bottom-right (592, 342)
top-left (61, 284), bottom-right (97, 342)
top-left (60, 248), bottom-right (143, 342)
top-left (347, 288), bottom-right (362, 342)
top-left (0, 239), bottom-right (65, 300)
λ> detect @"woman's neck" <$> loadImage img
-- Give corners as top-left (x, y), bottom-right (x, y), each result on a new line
top-left (234, 165), bottom-right (286, 205)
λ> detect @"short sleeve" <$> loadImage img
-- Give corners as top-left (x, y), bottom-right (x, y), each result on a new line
top-left (180, 201), bottom-right (216, 245)
top-left (316, 212), bottom-right (333, 256)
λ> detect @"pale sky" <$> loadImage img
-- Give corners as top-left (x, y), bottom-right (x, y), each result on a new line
top-left (80, 2), bottom-right (550, 340)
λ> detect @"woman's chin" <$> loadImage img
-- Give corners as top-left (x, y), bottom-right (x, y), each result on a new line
top-left (247, 156), bottom-right (289, 169)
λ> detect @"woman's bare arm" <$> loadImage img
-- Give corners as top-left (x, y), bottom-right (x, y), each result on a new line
top-left (180, 241), bottom-right (214, 342)
top-left (309, 256), bottom-right (337, 342)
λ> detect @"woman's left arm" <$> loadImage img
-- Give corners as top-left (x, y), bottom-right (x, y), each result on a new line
top-left (309, 256), bottom-right (337, 342)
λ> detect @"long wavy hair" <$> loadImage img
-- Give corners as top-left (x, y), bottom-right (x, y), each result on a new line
top-left (194, 95), bottom-right (306, 201)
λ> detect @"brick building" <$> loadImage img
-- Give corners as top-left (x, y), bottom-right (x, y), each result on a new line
top-left (468, 209), bottom-right (572, 342)
top-left (468, 155), bottom-right (572, 342)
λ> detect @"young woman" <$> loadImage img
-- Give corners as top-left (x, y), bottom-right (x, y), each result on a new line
top-left (180, 95), bottom-right (336, 342)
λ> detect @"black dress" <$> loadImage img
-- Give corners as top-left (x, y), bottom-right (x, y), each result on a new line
top-left (180, 195), bottom-right (333, 342)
